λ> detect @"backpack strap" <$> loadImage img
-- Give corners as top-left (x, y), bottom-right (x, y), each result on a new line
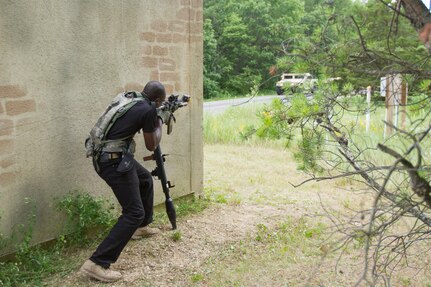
top-left (102, 91), bottom-right (148, 140)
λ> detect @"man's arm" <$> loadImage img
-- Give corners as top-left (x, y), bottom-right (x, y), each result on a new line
top-left (143, 118), bottom-right (163, 151)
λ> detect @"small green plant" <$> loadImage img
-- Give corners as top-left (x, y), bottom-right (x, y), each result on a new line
top-left (352, 229), bottom-right (367, 249)
top-left (191, 273), bottom-right (205, 283)
top-left (56, 190), bottom-right (116, 243)
top-left (175, 197), bottom-right (210, 218)
top-left (214, 194), bottom-right (228, 204)
top-left (400, 276), bottom-right (411, 287)
top-left (171, 230), bottom-right (182, 242)
top-left (204, 186), bottom-right (242, 205)
top-left (255, 223), bottom-right (269, 242)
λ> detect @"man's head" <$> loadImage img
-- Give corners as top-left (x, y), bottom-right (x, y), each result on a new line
top-left (143, 81), bottom-right (166, 107)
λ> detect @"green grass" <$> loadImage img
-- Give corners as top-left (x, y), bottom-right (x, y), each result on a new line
top-left (204, 104), bottom-right (260, 144)
top-left (153, 186), bottom-right (244, 227)
top-left (191, 273), bottom-right (205, 283)
top-left (0, 192), bottom-right (215, 286)
top-left (325, 101), bottom-right (431, 183)
top-left (203, 186), bottom-right (242, 206)
top-left (204, 96), bottom-right (431, 207)
top-left (0, 246), bottom-right (76, 287)
top-left (203, 102), bottom-right (285, 148)
top-left (153, 194), bottom-right (211, 225)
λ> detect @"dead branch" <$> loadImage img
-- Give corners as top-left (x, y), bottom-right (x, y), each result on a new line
top-left (290, 165), bottom-right (431, 188)
top-left (322, 119), bottom-right (431, 228)
top-left (378, 143), bottom-right (431, 208)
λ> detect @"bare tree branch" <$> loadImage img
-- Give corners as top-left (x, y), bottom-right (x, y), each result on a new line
top-left (378, 143), bottom-right (431, 208)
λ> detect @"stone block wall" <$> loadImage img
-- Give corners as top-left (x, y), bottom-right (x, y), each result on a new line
top-left (0, 85), bottom-right (36, 188)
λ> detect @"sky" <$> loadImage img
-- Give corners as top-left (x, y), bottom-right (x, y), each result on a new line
top-left (360, 0), bottom-right (430, 9)
top-left (422, 0), bottom-right (431, 9)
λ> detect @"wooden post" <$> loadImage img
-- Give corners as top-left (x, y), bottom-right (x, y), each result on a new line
top-left (384, 75), bottom-right (394, 138)
top-left (400, 80), bottom-right (408, 129)
top-left (393, 74), bottom-right (403, 129)
top-left (366, 86), bottom-right (371, 133)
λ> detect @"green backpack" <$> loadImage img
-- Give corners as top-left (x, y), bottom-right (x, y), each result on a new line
top-left (85, 91), bottom-right (147, 159)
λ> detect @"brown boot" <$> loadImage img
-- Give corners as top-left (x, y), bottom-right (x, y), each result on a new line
top-left (80, 259), bottom-right (122, 282)
top-left (131, 226), bottom-right (160, 240)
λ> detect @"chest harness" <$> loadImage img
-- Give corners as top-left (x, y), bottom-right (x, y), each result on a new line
top-left (85, 91), bottom-right (149, 171)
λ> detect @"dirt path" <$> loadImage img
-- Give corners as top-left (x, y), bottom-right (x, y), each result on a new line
top-left (46, 144), bottom-right (359, 286)
top-left (47, 203), bottom-right (290, 287)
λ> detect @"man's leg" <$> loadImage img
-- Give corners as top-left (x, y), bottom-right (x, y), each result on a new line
top-left (89, 162), bottom-right (145, 268)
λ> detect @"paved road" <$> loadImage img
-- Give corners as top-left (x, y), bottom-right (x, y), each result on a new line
top-left (204, 95), bottom-right (285, 114)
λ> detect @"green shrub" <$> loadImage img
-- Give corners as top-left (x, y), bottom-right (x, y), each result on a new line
top-left (57, 190), bottom-right (116, 243)
top-left (0, 191), bottom-right (117, 286)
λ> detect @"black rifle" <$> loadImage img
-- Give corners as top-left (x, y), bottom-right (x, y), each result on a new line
top-left (143, 94), bottom-right (190, 230)
top-left (144, 146), bottom-right (176, 229)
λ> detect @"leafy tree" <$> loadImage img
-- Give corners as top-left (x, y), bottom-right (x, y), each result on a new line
top-left (204, 0), bottom-right (305, 97)
top-left (203, 19), bottom-right (222, 99)
top-left (276, 0), bottom-right (431, 89)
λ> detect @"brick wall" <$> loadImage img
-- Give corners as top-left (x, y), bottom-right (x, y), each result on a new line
top-left (0, 85), bottom-right (36, 188)
top-left (141, 0), bottom-right (203, 94)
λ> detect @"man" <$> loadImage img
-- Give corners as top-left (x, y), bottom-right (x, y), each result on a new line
top-left (80, 81), bottom-right (171, 282)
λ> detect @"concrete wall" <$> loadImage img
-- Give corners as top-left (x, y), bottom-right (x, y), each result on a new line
top-left (0, 0), bottom-right (203, 251)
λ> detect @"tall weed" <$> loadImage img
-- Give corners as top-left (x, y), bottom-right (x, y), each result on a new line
top-left (204, 102), bottom-right (285, 148)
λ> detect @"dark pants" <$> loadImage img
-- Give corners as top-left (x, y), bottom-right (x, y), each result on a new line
top-left (90, 158), bottom-right (154, 268)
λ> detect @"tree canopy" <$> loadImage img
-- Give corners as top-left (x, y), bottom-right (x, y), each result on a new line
top-left (204, 0), bottom-right (304, 97)
top-left (204, 0), bottom-right (431, 98)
